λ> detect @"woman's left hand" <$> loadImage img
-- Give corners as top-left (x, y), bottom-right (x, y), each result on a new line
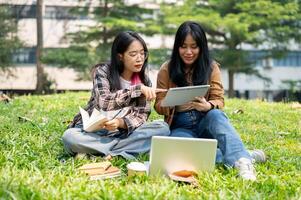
top-left (190, 97), bottom-right (212, 112)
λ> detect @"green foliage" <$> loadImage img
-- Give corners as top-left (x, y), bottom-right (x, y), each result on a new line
top-left (160, 0), bottom-right (301, 96)
top-left (0, 6), bottom-right (22, 71)
top-left (0, 92), bottom-right (300, 199)
top-left (148, 48), bottom-right (171, 69)
top-left (43, 0), bottom-right (301, 81)
top-left (281, 80), bottom-right (301, 101)
top-left (161, 0), bottom-right (300, 56)
top-left (43, 0), bottom-right (161, 75)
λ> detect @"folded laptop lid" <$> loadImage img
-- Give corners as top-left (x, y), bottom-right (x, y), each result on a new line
top-left (149, 136), bottom-right (217, 176)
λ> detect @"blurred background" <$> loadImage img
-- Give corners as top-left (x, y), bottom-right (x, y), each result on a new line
top-left (0, 0), bottom-right (300, 102)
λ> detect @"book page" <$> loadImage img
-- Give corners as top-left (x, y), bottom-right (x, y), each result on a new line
top-left (88, 108), bottom-right (108, 126)
top-left (102, 107), bottom-right (131, 119)
top-left (79, 107), bottom-right (131, 132)
top-left (79, 107), bottom-right (107, 132)
top-left (79, 107), bottom-right (90, 130)
top-left (85, 118), bottom-right (108, 132)
top-left (89, 108), bottom-right (102, 121)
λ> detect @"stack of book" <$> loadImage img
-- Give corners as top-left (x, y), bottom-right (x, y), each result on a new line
top-left (79, 161), bottom-right (121, 180)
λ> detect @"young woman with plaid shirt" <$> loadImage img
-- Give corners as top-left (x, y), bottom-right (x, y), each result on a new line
top-left (62, 31), bottom-right (170, 159)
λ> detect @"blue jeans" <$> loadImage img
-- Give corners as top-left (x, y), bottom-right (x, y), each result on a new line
top-left (170, 109), bottom-right (251, 166)
top-left (62, 121), bottom-right (170, 160)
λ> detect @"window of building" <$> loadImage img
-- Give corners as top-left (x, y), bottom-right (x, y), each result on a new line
top-left (44, 6), bottom-right (88, 20)
top-left (248, 51), bottom-right (301, 67)
top-left (3, 4), bottom-right (88, 20)
top-left (7, 4), bottom-right (36, 19)
top-left (13, 48), bottom-right (36, 64)
top-left (248, 51), bottom-right (266, 67)
top-left (273, 51), bottom-right (301, 67)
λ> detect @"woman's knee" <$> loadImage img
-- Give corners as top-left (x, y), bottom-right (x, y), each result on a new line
top-left (153, 121), bottom-right (170, 136)
top-left (171, 128), bottom-right (195, 138)
top-left (206, 109), bottom-right (227, 121)
top-left (62, 128), bottom-right (81, 147)
top-left (140, 121), bottom-right (170, 136)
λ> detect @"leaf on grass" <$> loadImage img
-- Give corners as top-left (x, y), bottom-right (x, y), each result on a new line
top-left (232, 109), bottom-right (244, 114)
top-left (275, 131), bottom-right (292, 136)
top-left (0, 94), bottom-right (11, 103)
top-left (63, 119), bottom-right (72, 124)
top-left (18, 116), bottom-right (41, 130)
top-left (40, 117), bottom-right (49, 126)
top-left (18, 116), bottom-right (34, 123)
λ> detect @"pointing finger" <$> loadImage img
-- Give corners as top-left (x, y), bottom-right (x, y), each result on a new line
top-left (155, 88), bottom-right (168, 93)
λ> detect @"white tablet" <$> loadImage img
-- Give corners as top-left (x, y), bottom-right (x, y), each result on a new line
top-left (161, 85), bottom-right (210, 107)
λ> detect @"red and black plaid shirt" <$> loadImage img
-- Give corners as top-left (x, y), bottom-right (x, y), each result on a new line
top-left (69, 64), bottom-right (152, 135)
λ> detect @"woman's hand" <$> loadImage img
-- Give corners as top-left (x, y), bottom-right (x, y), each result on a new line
top-left (141, 85), bottom-right (167, 101)
top-left (190, 97), bottom-right (212, 112)
top-left (103, 119), bottom-right (119, 131)
top-left (104, 118), bottom-right (126, 131)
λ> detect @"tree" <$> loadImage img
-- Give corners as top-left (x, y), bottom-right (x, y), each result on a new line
top-left (0, 5), bottom-right (21, 73)
top-left (281, 80), bottom-right (301, 102)
top-left (43, 0), bottom-right (160, 79)
top-left (160, 0), bottom-right (301, 97)
top-left (36, 0), bottom-right (44, 94)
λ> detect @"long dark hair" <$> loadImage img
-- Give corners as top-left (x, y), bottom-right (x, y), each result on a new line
top-left (169, 21), bottom-right (212, 87)
top-left (109, 31), bottom-right (150, 91)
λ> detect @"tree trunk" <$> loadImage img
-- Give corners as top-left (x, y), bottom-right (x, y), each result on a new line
top-left (228, 70), bottom-right (235, 98)
top-left (36, 0), bottom-right (44, 94)
top-left (103, 0), bottom-right (108, 45)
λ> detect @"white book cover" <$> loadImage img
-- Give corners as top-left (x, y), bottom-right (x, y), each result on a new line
top-left (79, 107), bottom-right (130, 133)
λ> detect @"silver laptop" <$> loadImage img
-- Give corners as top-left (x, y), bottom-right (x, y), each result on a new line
top-left (161, 85), bottom-right (210, 107)
top-left (149, 136), bottom-right (217, 176)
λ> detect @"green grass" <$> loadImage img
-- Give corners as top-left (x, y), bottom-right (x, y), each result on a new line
top-left (0, 92), bottom-right (300, 200)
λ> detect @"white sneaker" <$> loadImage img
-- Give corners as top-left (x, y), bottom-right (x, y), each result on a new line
top-left (249, 149), bottom-right (267, 163)
top-left (235, 157), bottom-right (257, 181)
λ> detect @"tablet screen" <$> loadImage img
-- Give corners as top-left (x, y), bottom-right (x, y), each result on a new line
top-left (161, 85), bottom-right (209, 107)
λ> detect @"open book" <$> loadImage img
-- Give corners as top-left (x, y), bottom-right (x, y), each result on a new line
top-left (79, 106), bottom-right (130, 132)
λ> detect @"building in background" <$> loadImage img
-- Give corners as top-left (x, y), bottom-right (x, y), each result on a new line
top-left (221, 50), bottom-right (301, 101)
top-left (0, 0), bottom-right (300, 101)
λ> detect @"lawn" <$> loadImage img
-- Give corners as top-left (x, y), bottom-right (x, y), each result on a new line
top-left (0, 92), bottom-right (300, 199)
